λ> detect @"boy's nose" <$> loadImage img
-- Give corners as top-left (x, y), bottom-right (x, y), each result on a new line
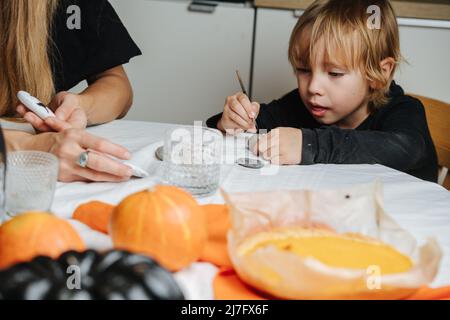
top-left (307, 74), bottom-right (325, 96)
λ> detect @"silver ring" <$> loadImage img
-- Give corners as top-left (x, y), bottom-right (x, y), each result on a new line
top-left (77, 150), bottom-right (90, 168)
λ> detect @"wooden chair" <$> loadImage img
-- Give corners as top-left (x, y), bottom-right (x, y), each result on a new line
top-left (410, 94), bottom-right (450, 189)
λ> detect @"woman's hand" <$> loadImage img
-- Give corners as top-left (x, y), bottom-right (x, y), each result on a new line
top-left (17, 91), bottom-right (88, 132)
top-left (250, 128), bottom-right (303, 165)
top-left (28, 129), bottom-right (133, 182)
top-left (218, 92), bottom-right (260, 133)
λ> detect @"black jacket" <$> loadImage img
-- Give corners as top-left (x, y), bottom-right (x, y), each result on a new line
top-left (207, 82), bottom-right (438, 182)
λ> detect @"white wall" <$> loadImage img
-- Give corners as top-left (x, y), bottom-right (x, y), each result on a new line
top-left (396, 24), bottom-right (450, 101)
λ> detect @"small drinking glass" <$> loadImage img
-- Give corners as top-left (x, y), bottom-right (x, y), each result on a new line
top-left (161, 126), bottom-right (222, 197)
top-left (5, 151), bottom-right (59, 217)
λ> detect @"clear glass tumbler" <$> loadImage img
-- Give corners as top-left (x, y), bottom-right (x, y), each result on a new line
top-left (161, 126), bottom-right (223, 197)
top-left (5, 151), bottom-right (59, 217)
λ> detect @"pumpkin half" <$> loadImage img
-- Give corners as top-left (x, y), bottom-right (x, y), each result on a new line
top-left (231, 227), bottom-right (417, 299)
top-left (110, 185), bottom-right (207, 271)
top-left (238, 227), bottom-right (413, 274)
top-left (0, 212), bottom-right (85, 270)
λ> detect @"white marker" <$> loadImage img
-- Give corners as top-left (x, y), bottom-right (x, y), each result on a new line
top-left (17, 91), bottom-right (55, 120)
top-left (122, 161), bottom-right (150, 178)
top-left (106, 153), bottom-right (150, 179)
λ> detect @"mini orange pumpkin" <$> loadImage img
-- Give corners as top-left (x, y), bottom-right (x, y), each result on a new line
top-left (73, 200), bottom-right (115, 234)
top-left (0, 212), bottom-right (85, 270)
top-left (110, 185), bottom-right (207, 271)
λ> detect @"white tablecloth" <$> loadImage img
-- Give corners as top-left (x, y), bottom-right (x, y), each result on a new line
top-left (49, 120), bottom-right (450, 299)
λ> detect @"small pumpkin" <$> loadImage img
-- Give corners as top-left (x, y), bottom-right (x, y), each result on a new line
top-left (0, 250), bottom-right (185, 300)
top-left (199, 204), bottom-right (232, 268)
top-left (110, 185), bottom-right (207, 271)
top-left (72, 200), bottom-right (115, 234)
top-left (0, 212), bottom-right (85, 270)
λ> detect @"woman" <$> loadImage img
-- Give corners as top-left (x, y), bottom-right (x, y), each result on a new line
top-left (1, 0), bottom-right (141, 182)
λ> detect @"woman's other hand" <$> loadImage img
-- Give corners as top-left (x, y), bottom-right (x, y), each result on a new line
top-left (17, 91), bottom-right (87, 132)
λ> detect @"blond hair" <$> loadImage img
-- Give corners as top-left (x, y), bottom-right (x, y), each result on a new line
top-left (288, 0), bottom-right (402, 110)
top-left (0, 0), bottom-right (59, 116)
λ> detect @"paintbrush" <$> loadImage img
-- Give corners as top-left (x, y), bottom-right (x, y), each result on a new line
top-left (235, 70), bottom-right (257, 131)
top-left (235, 70), bottom-right (259, 156)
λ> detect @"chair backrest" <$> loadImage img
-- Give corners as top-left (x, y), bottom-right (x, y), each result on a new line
top-left (409, 94), bottom-right (450, 188)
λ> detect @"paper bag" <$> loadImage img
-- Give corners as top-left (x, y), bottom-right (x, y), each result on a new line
top-left (222, 182), bottom-right (442, 299)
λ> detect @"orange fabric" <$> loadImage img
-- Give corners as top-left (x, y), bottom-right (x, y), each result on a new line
top-left (71, 201), bottom-right (450, 300)
top-left (199, 204), bottom-right (233, 268)
top-left (214, 268), bottom-right (267, 300)
top-left (407, 285), bottom-right (450, 300)
top-left (213, 267), bottom-right (450, 300)
top-left (72, 201), bottom-right (114, 234)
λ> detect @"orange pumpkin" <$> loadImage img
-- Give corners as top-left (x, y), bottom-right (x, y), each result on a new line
top-left (73, 200), bottom-right (115, 234)
top-left (0, 212), bottom-right (85, 270)
top-left (110, 185), bottom-right (207, 271)
top-left (199, 204), bottom-right (232, 268)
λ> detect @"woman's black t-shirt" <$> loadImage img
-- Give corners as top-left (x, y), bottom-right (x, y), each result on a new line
top-left (50, 0), bottom-right (142, 92)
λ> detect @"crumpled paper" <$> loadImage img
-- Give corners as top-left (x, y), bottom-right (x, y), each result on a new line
top-left (222, 182), bottom-right (442, 299)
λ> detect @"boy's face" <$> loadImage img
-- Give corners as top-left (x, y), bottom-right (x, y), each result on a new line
top-left (296, 41), bottom-right (370, 129)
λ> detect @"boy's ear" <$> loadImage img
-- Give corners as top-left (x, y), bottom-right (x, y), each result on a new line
top-left (369, 57), bottom-right (396, 90)
top-left (380, 57), bottom-right (396, 79)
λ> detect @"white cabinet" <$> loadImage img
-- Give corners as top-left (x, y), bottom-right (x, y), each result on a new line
top-left (109, 0), bottom-right (254, 124)
top-left (251, 8), bottom-right (298, 104)
top-left (252, 8), bottom-right (450, 104)
top-left (73, 2), bottom-right (449, 122)
top-left (396, 23), bottom-right (450, 102)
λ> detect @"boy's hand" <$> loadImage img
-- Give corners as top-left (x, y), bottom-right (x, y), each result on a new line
top-left (218, 92), bottom-right (260, 133)
top-left (251, 127), bottom-right (303, 165)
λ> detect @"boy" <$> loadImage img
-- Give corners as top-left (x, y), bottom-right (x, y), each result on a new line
top-left (207, 0), bottom-right (438, 182)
